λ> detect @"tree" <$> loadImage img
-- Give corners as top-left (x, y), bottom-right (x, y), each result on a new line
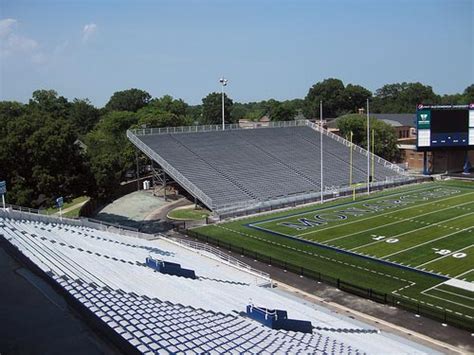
top-left (136, 110), bottom-right (188, 128)
top-left (134, 95), bottom-right (192, 128)
top-left (439, 93), bottom-right (464, 105)
top-left (305, 78), bottom-right (347, 118)
top-left (0, 101), bottom-right (25, 136)
top-left (344, 84), bottom-right (372, 112)
top-left (29, 89), bottom-right (71, 118)
top-left (148, 95), bottom-right (188, 116)
top-left (105, 88), bottom-right (151, 112)
top-left (463, 84), bottom-right (474, 103)
top-left (371, 82), bottom-right (439, 113)
top-left (337, 114), bottom-right (400, 162)
top-left (305, 78), bottom-right (371, 118)
top-left (269, 101), bottom-right (296, 121)
top-left (69, 98), bottom-right (100, 136)
top-left (85, 111), bottom-right (138, 198)
top-left (0, 108), bottom-right (90, 207)
top-left (200, 92), bottom-right (233, 125)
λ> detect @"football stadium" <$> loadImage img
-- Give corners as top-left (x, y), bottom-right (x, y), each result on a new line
top-left (2, 2), bottom-right (473, 353)
top-left (2, 115), bottom-right (473, 354)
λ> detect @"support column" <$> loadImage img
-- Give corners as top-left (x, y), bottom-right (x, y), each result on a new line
top-left (423, 151), bottom-right (429, 175)
top-left (135, 150), bottom-right (140, 191)
top-left (463, 151), bottom-right (471, 174)
top-left (163, 171), bottom-right (167, 201)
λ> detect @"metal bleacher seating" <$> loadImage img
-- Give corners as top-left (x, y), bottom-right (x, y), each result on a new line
top-left (0, 212), bottom-right (433, 354)
top-left (128, 120), bottom-right (410, 216)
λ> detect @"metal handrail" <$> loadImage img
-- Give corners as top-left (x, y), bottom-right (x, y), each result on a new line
top-left (128, 120), bottom-right (307, 136)
top-left (0, 207), bottom-right (158, 241)
top-left (127, 119), bottom-right (412, 216)
top-left (304, 120), bottom-right (406, 175)
top-left (5, 204), bottom-right (52, 215)
top-left (127, 130), bottom-right (214, 209)
top-left (165, 236), bottom-right (272, 285)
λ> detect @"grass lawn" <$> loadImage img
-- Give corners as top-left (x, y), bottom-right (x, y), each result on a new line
top-left (43, 196), bottom-right (89, 214)
top-left (43, 195), bottom-right (89, 217)
top-left (168, 207), bottom-right (210, 220)
top-left (62, 207), bottom-right (82, 218)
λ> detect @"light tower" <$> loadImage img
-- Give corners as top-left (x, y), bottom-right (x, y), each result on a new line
top-left (219, 77), bottom-right (228, 130)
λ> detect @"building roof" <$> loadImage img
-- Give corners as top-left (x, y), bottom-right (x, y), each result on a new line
top-left (379, 119), bottom-right (402, 127)
top-left (371, 113), bottom-right (416, 127)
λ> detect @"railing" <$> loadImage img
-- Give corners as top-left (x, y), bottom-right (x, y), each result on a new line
top-left (129, 119), bottom-right (405, 177)
top-left (127, 119), bottom-right (415, 218)
top-left (0, 207), bottom-right (106, 230)
top-left (304, 120), bottom-right (407, 175)
top-left (0, 207), bottom-right (158, 240)
top-left (186, 228), bottom-right (473, 332)
top-left (5, 203), bottom-right (53, 215)
top-left (128, 120), bottom-right (307, 136)
top-left (164, 236), bottom-right (272, 286)
top-left (212, 175), bottom-right (415, 216)
top-left (126, 130), bottom-right (214, 210)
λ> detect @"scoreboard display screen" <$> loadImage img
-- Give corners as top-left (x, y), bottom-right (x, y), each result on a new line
top-left (417, 104), bottom-right (474, 151)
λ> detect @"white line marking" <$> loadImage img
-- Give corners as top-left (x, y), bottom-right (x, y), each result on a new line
top-left (255, 184), bottom-right (438, 226)
top-left (294, 189), bottom-right (470, 238)
top-left (416, 245), bottom-right (474, 268)
top-left (213, 224), bottom-right (472, 318)
top-left (432, 288), bottom-right (473, 301)
top-left (381, 224), bottom-right (474, 259)
top-left (453, 268), bottom-right (474, 279)
top-left (420, 290), bottom-right (474, 310)
top-left (323, 199), bottom-right (474, 244)
top-left (352, 210), bottom-right (474, 251)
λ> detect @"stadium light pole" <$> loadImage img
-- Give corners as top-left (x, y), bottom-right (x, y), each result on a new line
top-left (219, 77), bottom-right (228, 130)
top-left (367, 98), bottom-right (370, 195)
top-left (320, 101), bottom-right (324, 204)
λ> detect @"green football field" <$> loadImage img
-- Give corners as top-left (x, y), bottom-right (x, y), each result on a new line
top-left (194, 180), bottom-right (474, 329)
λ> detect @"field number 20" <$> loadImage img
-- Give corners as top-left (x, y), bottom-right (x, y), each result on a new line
top-left (371, 235), bottom-right (399, 243)
top-left (432, 248), bottom-right (466, 258)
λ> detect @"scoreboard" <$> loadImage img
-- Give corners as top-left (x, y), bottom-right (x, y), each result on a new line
top-left (417, 104), bottom-right (474, 151)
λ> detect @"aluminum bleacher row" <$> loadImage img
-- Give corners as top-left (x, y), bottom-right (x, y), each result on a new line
top-left (127, 120), bottom-right (413, 216)
top-left (0, 210), bottom-right (435, 354)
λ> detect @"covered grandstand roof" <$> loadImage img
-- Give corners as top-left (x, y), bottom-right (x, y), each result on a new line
top-left (127, 120), bottom-right (411, 216)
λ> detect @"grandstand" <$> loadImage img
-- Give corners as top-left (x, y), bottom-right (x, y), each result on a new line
top-left (127, 120), bottom-right (414, 217)
top-left (0, 209), bottom-right (437, 354)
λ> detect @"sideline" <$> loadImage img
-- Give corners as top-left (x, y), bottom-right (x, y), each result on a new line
top-left (276, 281), bottom-right (469, 355)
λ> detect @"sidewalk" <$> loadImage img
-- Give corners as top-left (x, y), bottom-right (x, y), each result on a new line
top-left (54, 199), bottom-right (89, 216)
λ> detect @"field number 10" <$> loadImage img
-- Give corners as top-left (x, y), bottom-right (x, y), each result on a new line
top-left (371, 235), bottom-right (399, 243)
top-left (432, 248), bottom-right (466, 258)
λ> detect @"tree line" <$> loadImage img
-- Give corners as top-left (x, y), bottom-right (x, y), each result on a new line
top-left (0, 79), bottom-right (472, 208)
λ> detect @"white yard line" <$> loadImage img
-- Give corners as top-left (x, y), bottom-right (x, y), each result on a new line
top-left (430, 288), bottom-right (473, 301)
top-left (453, 268), bottom-right (474, 280)
top-left (351, 210), bottom-right (474, 252)
top-left (323, 199), bottom-right (474, 244)
top-left (380, 224), bottom-right (474, 259)
top-left (294, 189), bottom-right (471, 238)
top-left (416, 245), bottom-right (474, 268)
top-left (420, 290), bottom-right (474, 310)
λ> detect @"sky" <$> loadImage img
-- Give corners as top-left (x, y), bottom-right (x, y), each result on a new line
top-left (0, 0), bottom-right (473, 107)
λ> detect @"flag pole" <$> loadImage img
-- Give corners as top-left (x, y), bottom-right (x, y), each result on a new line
top-left (320, 100), bottom-right (324, 204)
top-left (372, 129), bottom-right (375, 181)
top-left (349, 131), bottom-right (353, 186)
top-left (367, 98), bottom-right (370, 195)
